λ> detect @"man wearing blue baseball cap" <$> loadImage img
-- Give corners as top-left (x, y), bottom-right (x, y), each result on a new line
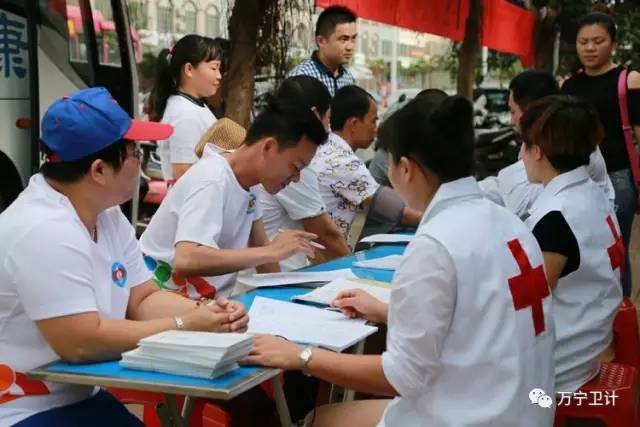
top-left (0, 87), bottom-right (248, 426)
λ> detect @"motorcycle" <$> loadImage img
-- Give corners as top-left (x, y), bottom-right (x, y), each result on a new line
top-left (473, 95), bottom-right (520, 180)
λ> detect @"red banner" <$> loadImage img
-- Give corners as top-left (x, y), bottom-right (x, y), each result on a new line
top-left (316, 0), bottom-right (535, 59)
top-left (315, 0), bottom-right (470, 42)
top-left (481, 0), bottom-right (535, 57)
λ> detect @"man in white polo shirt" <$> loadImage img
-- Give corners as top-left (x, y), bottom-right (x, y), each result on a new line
top-left (258, 76), bottom-right (350, 271)
top-left (0, 88), bottom-right (248, 427)
top-left (140, 99), bottom-right (328, 298)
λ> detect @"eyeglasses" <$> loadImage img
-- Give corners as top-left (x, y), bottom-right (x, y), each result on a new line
top-left (128, 146), bottom-right (144, 160)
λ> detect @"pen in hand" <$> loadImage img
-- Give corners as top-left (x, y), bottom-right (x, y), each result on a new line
top-left (277, 228), bottom-right (327, 250)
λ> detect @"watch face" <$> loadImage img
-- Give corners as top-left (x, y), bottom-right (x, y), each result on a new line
top-left (301, 347), bottom-right (312, 361)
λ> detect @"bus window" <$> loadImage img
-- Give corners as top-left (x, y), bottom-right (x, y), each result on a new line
top-left (62, 1), bottom-right (89, 64)
top-left (89, 0), bottom-right (121, 67)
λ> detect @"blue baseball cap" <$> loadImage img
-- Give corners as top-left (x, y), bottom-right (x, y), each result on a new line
top-left (41, 87), bottom-right (173, 162)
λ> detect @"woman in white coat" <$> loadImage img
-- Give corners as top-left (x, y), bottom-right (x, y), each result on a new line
top-left (242, 95), bottom-right (555, 427)
top-left (519, 95), bottom-right (623, 394)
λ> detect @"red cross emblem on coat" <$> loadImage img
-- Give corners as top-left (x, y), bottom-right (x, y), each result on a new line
top-left (507, 239), bottom-right (550, 336)
top-left (606, 216), bottom-right (625, 278)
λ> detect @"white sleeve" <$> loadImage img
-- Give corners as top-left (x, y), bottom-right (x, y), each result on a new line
top-left (276, 168), bottom-right (326, 220)
top-left (382, 235), bottom-right (457, 397)
top-left (478, 176), bottom-right (505, 207)
top-left (588, 147), bottom-right (615, 203)
top-left (4, 223), bottom-right (98, 321)
top-left (497, 161), bottom-right (542, 219)
top-left (113, 209), bottom-right (152, 288)
top-left (175, 182), bottom-right (225, 249)
top-left (167, 115), bottom-right (204, 165)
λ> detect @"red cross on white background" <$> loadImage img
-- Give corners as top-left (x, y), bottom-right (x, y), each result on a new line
top-left (606, 216), bottom-right (625, 278)
top-left (507, 239), bottom-right (550, 336)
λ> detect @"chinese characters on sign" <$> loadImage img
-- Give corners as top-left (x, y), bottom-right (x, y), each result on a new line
top-left (556, 391), bottom-right (618, 407)
top-left (0, 12), bottom-right (28, 79)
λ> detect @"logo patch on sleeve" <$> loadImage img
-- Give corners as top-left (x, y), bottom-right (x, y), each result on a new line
top-left (111, 262), bottom-right (128, 288)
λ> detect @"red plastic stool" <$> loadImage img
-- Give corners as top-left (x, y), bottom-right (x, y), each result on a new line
top-left (107, 388), bottom-right (165, 427)
top-left (613, 297), bottom-right (640, 371)
top-left (107, 388), bottom-right (227, 427)
top-left (202, 403), bottom-right (231, 427)
top-left (554, 363), bottom-right (639, 427)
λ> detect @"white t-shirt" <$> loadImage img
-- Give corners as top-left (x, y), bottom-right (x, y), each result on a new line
top-left (309, 132), bottom-right (379, 240)
top-left (0, 174), bottom-right (150, 426)
top-left (479, 147), bottom-right (614, 219)
top-left (379, 177), bottom-right (554, 427)
top-left (158, 94), bottom-right (217, 180)
top-left (140, 151), bottom-right (262, 298)
top-left (258, 168), bottom-right (326, 271)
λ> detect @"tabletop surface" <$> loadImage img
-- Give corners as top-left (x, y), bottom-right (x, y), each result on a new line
top-left (28, 244), bottom-right (407, 398)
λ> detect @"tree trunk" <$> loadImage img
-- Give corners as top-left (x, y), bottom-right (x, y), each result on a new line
top-left (533, 7), bottom-right (558, 72)
top-left (457, 0), bottom-right (482, 100)
top-left (224, 0), bottom-right (265, 128)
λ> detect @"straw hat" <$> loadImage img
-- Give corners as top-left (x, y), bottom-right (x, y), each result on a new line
top-left (195, 117), bottom-right (247, 157)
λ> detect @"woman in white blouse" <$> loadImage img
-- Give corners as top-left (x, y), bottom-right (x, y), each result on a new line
top-left (150, 35), bottom-right (223, 182)
top-left (242, 96), bottom-right (555, 427)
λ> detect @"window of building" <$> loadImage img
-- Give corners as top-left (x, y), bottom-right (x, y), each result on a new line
top-left (205, 5), bottom-right (220, 36)
top-left (382, 40), bottom-right (392, 57)
top-left (184, 2), bottom-right (197, 34)
top-left (157, 3), bottom-right (173, 33)
top-left (371, 33), bottom-right (380, 57)
top-left (127, 1), bottom-right (148, 29)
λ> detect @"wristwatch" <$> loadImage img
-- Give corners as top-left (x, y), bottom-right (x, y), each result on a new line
top-left (299, 346), bottom-right (314, 376)
top-left (174, 316), bottom-right (185, 330)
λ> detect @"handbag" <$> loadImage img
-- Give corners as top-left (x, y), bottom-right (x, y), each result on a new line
top-left (617, 68), bottom-right (640, 209)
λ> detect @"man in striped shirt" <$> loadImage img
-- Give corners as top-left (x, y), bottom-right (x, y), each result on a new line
top-left (288, 6), bottom-right (357, 96)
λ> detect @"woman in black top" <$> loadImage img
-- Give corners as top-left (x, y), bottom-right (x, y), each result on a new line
top-left (562, 12), bottom-right (640, 296)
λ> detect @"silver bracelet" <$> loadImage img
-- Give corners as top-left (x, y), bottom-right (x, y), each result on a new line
top-left (174, 316), bottom-right (185, 330)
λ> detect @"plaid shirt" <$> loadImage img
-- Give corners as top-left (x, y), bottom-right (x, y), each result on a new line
top-left (287, 51), bottom-right (355, 96)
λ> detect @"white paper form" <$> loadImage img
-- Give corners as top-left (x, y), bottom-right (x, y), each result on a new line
top-left (247, 297), bottom-right (378, 352)
top-left (352, 254), bottom-right (404, 270)
top-left (359, 234), bottom-right (414, 244)
top-left (238, 268), bottom-right (356, 288)
top-left (293, 278), bottom-right (391, 306)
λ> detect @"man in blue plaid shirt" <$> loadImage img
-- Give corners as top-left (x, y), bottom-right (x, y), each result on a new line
top-left (288, 6), bottom-right (357, 97)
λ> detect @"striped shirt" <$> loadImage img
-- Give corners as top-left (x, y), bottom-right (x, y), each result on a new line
top-left (287, 51), bottom-right (355, 96)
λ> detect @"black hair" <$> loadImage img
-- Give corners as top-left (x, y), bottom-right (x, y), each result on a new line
top-left (520, 95), bottom-right (603, 173)
top-left (316, 6), bottom-right (357, 38)
top-left (213, 37), bottom-right (230, 74)
top-left (509, 70), bottom-right (559, 110)
top-left (330, 85), bottom-right (374, 131)
top-left (378, 95), bottom-right (475, 182)
top-left (150, 35), bottom-right (223, 119)
top-left (577, 12), bottom-right (617, 42)
top-left (274, 76), bottom-right (331, 117)
top-left (415, 88), bottom-right (448, 100)
top-left (245, 98), bottom-right (328, 149)
top-left (39, 140), bottom-right (130, 183)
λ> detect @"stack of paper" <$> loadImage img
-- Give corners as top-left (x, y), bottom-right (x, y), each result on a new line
top-left (248, 297), bottom-right (378, 352)
top-left (293, 277), bottom-right (391, 306)
top-left (352, 254), bottom-right (404, 270)
top-left (238, 268), bottom-right (356, 288)
top-left (120, 331), bottom-right (254, 379)
top-left (359, 234), bottom-right (414, 244)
